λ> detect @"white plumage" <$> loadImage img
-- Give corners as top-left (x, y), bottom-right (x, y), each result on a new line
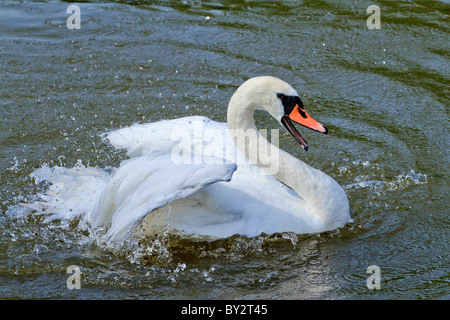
top-left (30, 76), bottom-right (351, 244)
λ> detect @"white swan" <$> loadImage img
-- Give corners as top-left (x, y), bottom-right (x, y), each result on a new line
top-left (90, 76), bottom-right (351, 243)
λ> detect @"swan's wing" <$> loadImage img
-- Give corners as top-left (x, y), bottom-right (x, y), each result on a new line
top-left (101, 116), bottom-right (319, 238)
top-left (103, 115), bottom-right (296, 201)
top-left (26, 163), bottom-right (114, 223)
top-left (103, 116), bottom-right (220, 158)
top-left (90, 151), bottom-right (236, 244)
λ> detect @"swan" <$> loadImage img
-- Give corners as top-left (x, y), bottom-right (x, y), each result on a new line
top-left (87, 76), bottom-right (351, 243)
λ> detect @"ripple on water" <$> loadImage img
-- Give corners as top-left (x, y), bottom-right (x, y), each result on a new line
top-left (1, 0), bottom-right (447, 300)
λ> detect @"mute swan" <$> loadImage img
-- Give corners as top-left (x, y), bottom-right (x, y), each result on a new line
top-left (90, 76), bottom-right (350, 243)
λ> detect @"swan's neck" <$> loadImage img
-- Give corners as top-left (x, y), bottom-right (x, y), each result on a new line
top-left (227, 101), bottom-right (348, 224)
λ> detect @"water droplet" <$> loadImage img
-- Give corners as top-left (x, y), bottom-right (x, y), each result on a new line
top-left (33, 244), bottom-right (49, 255)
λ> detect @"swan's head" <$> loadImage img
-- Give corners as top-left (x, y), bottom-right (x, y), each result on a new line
top-left (229, 76), bottom-right (328, 151)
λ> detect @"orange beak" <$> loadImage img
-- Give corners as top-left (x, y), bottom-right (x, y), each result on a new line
top-left (288, 104), bottom-right (328, 134)
top-left (281, 104), bottom-right (328, 151)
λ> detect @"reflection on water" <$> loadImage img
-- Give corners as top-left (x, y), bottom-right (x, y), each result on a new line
top-left (0, 0), bottom-right (448, 299)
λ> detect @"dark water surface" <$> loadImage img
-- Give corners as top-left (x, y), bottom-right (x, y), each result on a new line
top-left (0, 0), bottom-right (448, 299)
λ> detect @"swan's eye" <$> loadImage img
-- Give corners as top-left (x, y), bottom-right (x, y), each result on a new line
top-left (277, 93), bottom-right (304, 116)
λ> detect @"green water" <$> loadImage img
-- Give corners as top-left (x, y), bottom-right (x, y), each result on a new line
top-left (0, 0), bottom-right (448, 299)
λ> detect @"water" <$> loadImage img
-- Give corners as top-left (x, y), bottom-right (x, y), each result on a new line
top-left (0, 0), bottom-right (448, 300)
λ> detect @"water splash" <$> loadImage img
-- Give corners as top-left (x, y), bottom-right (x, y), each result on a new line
top-left (26, 161), bottom-right (113, 223)
top-left (7, 156), bottom-right (347, 266)
top-left (346, 169), bottom-right (428, 191)
top-left (129, 205), bottom-right (174, 265)
top-left (281, 232), bottom-right (298, 248)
